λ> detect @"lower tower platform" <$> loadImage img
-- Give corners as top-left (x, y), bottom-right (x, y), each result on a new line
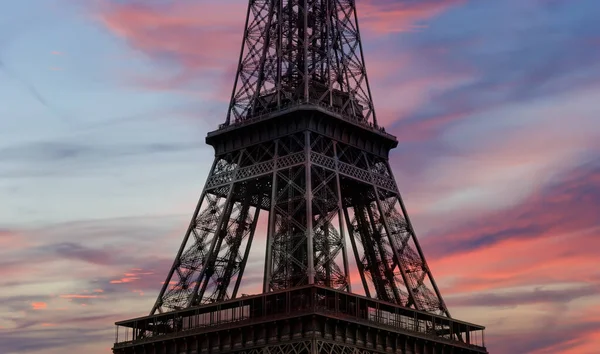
top-left (113, 286), bottom-right (486, 354)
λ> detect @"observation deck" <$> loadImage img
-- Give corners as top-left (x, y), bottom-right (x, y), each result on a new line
top-left (114, 286), bottom-right (486, 354)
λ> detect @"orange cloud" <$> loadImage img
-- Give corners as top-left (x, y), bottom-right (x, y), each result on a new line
top-left (31, 302), bottom-right (47, 310)
top-left (109, 268), bottom-right (156, 284)
top-left (110, 277), bottom-right (139, 284)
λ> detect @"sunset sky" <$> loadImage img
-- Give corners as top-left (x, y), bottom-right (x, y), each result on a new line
top-left (1, 0), bottom-right (600, 353)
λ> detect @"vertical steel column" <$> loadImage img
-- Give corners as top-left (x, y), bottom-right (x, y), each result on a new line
top-left (305, 131), bottom-right (315, 284)
top-left (332, 142), bottom-right (351, 292)
top-left (276, 0), bottom-right (283, 108)
top-left (250, 1), bottom-right (276, 115)
top-left (352, 0), bottom-right (378, 126)
top-left (324, 0), bottom-right (333, 106)
top-left (323, 222), bottom-right (331, 287)
top-left (263, 140), bottom-right (279, 293)
top-left (303, 0), bottom-right (310, 102)
top-left (342, 206), bottom-right (370, 297)
top-left (225, 3), bottom-right (252, 125)
top-left (232, 207), bottom-right (261, 298)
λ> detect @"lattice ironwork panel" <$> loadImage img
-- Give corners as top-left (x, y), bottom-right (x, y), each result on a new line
top-left (343, 190), bottom-right (406, 305)
top-left (151, 183), bottom-right (233, 313)
top-left (376, 187), bottom-right (447, 316)
top-left (232, 341), bottom-right (313, 354)
top-left (153, 131), bottom-right (449, 317)
top-left (237, 160), bottom-right (275, 180)
top-left (310, 151), bottom-right (396, 192)
top-left (206, 171), bottom-right (235, 189)
top-left (311, 164), bottom-right (349, 291)
top-left (267, 164), bottom-right (310, 290)
top-left (310, 151), bottom-right (336, 170)
top-left (193, 182), bottom-right (263, 305)
top-left (226, 0), bottom-right (377, 127)
top-left (338, 161), bottom-right (372, 182)
top-left (316, 341), bottom-right (383, 354)
top-left (278, 152), bottom-right (306, 169)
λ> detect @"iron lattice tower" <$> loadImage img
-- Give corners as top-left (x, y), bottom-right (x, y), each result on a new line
top-left (112, 1), bottom-right (487, 353)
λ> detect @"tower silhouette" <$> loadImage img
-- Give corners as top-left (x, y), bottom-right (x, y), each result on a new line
top-left (112, 1), bottom-right (487, 353)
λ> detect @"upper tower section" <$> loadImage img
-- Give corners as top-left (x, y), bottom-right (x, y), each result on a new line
top-left (225, 0), bottom-right (377, 129)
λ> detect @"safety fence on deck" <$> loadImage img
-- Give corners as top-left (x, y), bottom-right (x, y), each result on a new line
top-left (114, 286), bottom-right (485, 350)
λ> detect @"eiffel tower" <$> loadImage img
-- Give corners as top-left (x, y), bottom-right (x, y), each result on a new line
top-left (112, 1), bottom-right (487, 353)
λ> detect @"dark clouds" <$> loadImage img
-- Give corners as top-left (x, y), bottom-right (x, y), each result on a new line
top-left (448, 285), bottom-right (599, 308)
top-left (0, 141), bottom-right (203, 164)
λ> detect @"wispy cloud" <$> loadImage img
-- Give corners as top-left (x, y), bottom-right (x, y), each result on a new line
top-left (0, 58), bottom-right (73, 125)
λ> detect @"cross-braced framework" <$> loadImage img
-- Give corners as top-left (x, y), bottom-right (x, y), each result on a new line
top-left (226, 0), bottom-right (376, 127)
top-left (152, 130), bottom-right (448, 317)
top-left (114, 1), bottom-right (488, 353)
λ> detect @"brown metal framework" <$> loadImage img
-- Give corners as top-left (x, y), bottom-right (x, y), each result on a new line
top-left (112, 1), bottom-right (488, 353)
top-left (226, 0), bottom-right (377, 127)
top-left (151, 112), bottom-right (449, 317)
top-left (149, 0), bottom-right (451, 318)
top-left (116, 286), bottom-right (486, 354)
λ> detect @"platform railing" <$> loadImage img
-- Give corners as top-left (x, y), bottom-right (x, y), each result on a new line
top-left (114, 286), bottom-right (485, 350)
top-left (211, 99), bottom-right (395, 140)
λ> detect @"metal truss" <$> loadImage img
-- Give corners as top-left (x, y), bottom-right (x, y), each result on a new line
top-left (226, 0), bottom-right (377, 127)
top-left (152, 133), bottom-right (351, 314)
top-left (228, 340), bottom-right (384, 354)
top-left (149, 0), bottom-right (449, 319)
top-left (152, 132), bottom-right (449, 317)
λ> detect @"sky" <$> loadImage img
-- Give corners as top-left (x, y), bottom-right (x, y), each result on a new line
top-left (1, 0), bottom-right (599, 353)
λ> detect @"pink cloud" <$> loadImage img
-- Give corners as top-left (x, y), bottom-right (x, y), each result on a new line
top-left (0, 230), bottom-right (29, 251)
top-left (360, 0), bottom-right (465, 35)
top-left (93, 0), bottom-right (464, 97)
top-left (95, 1), bottom-right (242, 93)
top-left (435, 229), bottom-right (600, 295)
